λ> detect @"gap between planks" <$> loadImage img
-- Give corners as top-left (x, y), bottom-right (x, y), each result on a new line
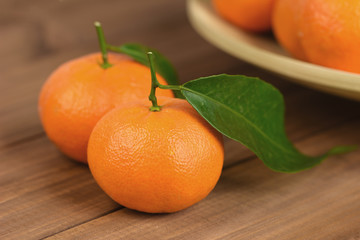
top-left (39, 207), bottom-right (123, 240)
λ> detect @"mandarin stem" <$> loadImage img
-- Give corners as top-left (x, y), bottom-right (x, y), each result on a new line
top-left (147, 52), bottom-right (161, 112)
top-left (94, 21), bottom-right (112, 69)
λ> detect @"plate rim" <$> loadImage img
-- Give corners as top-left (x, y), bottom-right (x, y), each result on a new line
top-left (187, 0), bottom-right (360, 100)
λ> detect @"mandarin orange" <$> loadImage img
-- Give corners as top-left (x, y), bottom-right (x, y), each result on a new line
top-left (87, 97), bottom-right (224, 213)
top-left (213, 0), bottom-right (276, 32)
top-left (38, 53), bottom-right (173, 163)
top-left (273, 0), bottom-right (360, 73)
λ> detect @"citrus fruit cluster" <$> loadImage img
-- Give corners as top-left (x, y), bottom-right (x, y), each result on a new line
top-left (213, 0), bottom-right (360, 74)
top-left (38, 21), bottom-right (353, 214)
top-left (39, 22), bottom-right (224, 213)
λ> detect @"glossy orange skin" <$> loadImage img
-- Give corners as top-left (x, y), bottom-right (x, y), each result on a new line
top-left (88, 97), bottom-right (224, 213)
top-left (38, 53), bottom-right (173, 163)
top-left (273, 0), bottom-right (360, 73)
top-left (213, 0), bottom-right (276, 32)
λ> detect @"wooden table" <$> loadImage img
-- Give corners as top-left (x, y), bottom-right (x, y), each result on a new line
top-left (1, 0), bottom-right (360, 239)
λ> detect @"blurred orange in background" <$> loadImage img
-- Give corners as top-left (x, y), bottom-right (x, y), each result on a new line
top-left (212, 0), bottom-right (276, 32)
top-left (272, 0), bottom-right (360, 73)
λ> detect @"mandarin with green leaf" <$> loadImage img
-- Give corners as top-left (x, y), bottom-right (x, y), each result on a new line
top-left (38, 23), bottom-right (174, 163)
top-left (87, 53), bottom-right (224, 213)
top-left (39, 53), bottom-right (173, 163)
top-left (88, 97), bottom-right (224, 213)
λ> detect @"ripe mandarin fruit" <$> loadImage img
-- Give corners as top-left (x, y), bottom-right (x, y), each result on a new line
top-left (87, 97), bottom-right (224, 213)
top-left (273, 0), bottom-right (360, 73)
top-left (271, 0), bottom-right (307, 61)
top-left (213, 0), bottom-right (276, 32)
top-left (38, 53), bottom-right (173, 163)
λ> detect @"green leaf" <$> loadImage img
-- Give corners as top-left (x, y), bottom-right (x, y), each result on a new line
top-left (181, 74), bottom-right (356, 173)
top-left (107, 43), bottom-right (184, 98)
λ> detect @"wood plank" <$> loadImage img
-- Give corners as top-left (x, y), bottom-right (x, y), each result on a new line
top-left (0, 138), bottom-right (119, 240)
top-left (46, 119), bottom-right (360, 240)
top-left (1, 91), bottom-right (357, 239)
top-left (0, 95), bottom-right (358, 239)
top-left (1, 0), bottom-right (360, 239)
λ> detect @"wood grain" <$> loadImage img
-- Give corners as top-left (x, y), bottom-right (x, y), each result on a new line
top-left (46, 120), bottom-right (360, 240)
top-left (0, 138), bottom-right (120, 239)
top-left (1, 0), bottom-right (360, 239)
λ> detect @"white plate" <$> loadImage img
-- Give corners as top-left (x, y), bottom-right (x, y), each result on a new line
top-left (187, 0), bottom-right (360, 101)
